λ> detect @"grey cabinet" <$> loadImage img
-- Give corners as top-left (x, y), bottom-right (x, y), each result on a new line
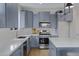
top-left (33, 12), bottom-right (50, 28)
top-left (39, 12), bottom-right (50, 22)
top-left (64, 9), bottom-right (73, 22)
top-left (11, 48), bottom-right (22, 56)
top-left (57, 13), bottom-right (64, 21)
top-left (0, 3), bottom-right (5, 28)
top-left (49, 41), bottom-right (56, 56)
top-left (11, 45), bottom-right (23, 56)
top-left (25, 11), bottom-right (33, 28)
top-left (33, 13), bottom-right (39, 28)
top-left (5, 3), bottom-right (19, 28)
top-left (20, 11), bottom-right (26, 28)
top-left (49, 40), bottom-right (79, 56)
top-left (57, 9), bottom-right (73, 22)
top-left (30, 36), bottom-right (39, 48)
top-left (50, 14), bottom-right (57, 29)
top-left (0, 3), bottom-right (20, 28)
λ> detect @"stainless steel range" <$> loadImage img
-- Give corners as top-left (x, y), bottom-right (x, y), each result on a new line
top-left (39, 29), bottom-right (50, 49)
top-left (39, 22), bottom-right (51, 48)
top-left (39, 22), bottom-right (51, 49)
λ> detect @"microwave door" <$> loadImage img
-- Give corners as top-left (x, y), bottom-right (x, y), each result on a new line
top-left (39, 22), bottom-right (50, 28)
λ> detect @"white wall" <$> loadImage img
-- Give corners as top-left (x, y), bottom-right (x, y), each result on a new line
top-left (58, 21), bottom-right (69, 38)
top-left (70, 4), bottom-right (79, 38)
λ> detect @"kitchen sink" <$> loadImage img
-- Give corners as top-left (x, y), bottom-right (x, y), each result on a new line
top-left (17, 36), bottom-right (26, 39)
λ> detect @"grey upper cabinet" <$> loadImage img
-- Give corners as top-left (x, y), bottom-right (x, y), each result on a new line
top-left (33, 12), bottom-right (50, 28)
top-left (33, 13), bottom-right (40, 28)
top-left (25, 11), bottom-right (33, 28)
top-left (64, 9), bottom-right (73, 22)
top-left (39, 12), bottom-right (50, 22)
top-left (30, 36), bottom-right (39, 48)
top-left (20, 11), bottom-right (26, 29)
top-left (0, 3), bottom-right (5, 28)
top-left (57, 9), bottom-right (73, 22)
top-left (50, 14), bottom-right (57, 29)
top-left (5, 3), bottom-right (18, 28)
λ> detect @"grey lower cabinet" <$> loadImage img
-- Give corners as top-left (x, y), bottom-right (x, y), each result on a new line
top-left (10, 45), bottom-right (23, 56)
top-left (49, 41), bottom-right (56, 56)
top-left (56, 48), bottom-right (79, 56)
top-left (11, 38), bottom-right (31, 56)
top-left (49, 41), bottom-right (69, 56)
top-left (30, 36), bottom-right (39, 48)
top-left (49, 40), bottom-right (79, 56)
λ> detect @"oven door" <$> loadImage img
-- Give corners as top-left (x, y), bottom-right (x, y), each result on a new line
top-left (39, 38), bottom-right (49, 49)
top-left (39, 38), bottom-right (49, 44)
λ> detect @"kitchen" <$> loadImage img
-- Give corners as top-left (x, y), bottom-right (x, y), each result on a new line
top-left (0, 3), bottom-right (79, 56)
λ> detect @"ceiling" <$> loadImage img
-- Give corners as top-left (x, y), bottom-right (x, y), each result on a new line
top-left (19, 3), bottom-right (65, 14)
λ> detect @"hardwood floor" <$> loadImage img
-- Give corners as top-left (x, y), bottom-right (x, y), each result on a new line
top-left (28, 48), bottom-right (48, 56)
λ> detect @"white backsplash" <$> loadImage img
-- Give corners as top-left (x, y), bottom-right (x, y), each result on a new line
top-left (0, 28), bottom-right (16, 42)
top-left (17, 28), bottom-right (32, 36)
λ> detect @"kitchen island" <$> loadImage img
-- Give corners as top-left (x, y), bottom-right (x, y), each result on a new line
top-left (49, 37), bottom-right (79, 56)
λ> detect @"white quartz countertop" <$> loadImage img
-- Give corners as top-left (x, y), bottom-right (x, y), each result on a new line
top-left (49, 37), bottom-right (79, 48)
top-left (0, 35), bottom-right (31, 56)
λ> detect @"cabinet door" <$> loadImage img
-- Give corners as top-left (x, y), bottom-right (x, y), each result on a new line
top-left (5, 3), bottom-right (18, 28)
top-left (12, 48), bottom-right (21, 56)
top-left (20, 11), bottom-right (26, 29)
top-left (0, 3), bottom-right (5, 28)
top-left (39, 12), bottom-right (50, 22)
top-left (57, 13), bottom-right (64, 21)
top-left (49, 41), bottom-right (56, 56)
top-left (25, 11), bottom-right (33, 28)
top-left (50, 14), bottom-right (57, 29)
top-left (30, 36), bottom-right (39, 48)
top-left (33, 13), bottom-right (39, 28)
top-left (27, 11), bottom-right (33, 27)
top-left (11, 45), bottom-right (23, 56)
top-left (64, 9), bottom-right (73, 22)
top-left (58, 9), bottom-right (73, 22)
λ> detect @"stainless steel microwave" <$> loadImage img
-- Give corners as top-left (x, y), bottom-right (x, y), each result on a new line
top-left (39, 22), bottom-right (51, 28)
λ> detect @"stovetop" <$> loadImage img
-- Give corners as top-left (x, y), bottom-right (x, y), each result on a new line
top-left (39, 32), bottom-right (51, 35)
